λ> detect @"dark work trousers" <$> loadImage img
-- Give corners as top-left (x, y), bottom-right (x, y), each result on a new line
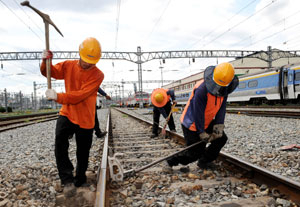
top-left (167, 121), bottom-right (228, 166)
top-left (94, 106), bottom-right (101, 134)
top-left (152, 101), bottom-right (176, 135)
top-left (55, 116), bottom-right (93, 185)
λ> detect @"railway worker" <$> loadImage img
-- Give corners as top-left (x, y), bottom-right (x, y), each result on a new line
top-left (94, 87), bottom-right (111, 138)
top-left (150, 88), bottom-right (177, 138)
top-left (41, 37), bottom-right (103, 197)
top-left (162, 62), bottom-right (239, 172)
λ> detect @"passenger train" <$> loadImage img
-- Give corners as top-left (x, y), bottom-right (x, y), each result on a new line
top-left (173, 63), bottom-right (300, 106)
top-left (125, 91), bottom-right (150, 107)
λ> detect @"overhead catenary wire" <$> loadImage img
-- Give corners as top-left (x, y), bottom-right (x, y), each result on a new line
top-left (0, 0), bottom-right (44, 44)
top-left (230, 8), bottom-right (300, 48)
top-left (243, 20), bottom-right (300, 49)
top-left (144, 0), bottom-right (172, 43)
top-left (13, 0), bottom-right (44, 34)
top-left (115, 0), bottom-right (121, 51)
top-left (1, 0), bottom-right (62, 50)
top-left (188, 0), bottom-right (259, 50)
top-left (201, 0), bottom-right (279, 48)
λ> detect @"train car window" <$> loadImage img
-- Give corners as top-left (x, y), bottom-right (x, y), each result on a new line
top-left (238, 82), bottom-right (246, 89)
top-left (248, 80), bottom-right (258, 88)
top-left (295, 72), bottom-right (300, 81)
top-left (288, 74), bottom-right (293, 82)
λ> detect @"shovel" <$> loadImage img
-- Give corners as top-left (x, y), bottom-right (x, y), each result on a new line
top-left (161, 103), bottom-right (176, 136)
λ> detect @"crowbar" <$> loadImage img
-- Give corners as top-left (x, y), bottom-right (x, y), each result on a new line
top-left (161, 103), bottom-right (176, 136)
top-left (21, 1), bottom-right (63, 89)
top-left (108, 140), bottom-right (205, 181)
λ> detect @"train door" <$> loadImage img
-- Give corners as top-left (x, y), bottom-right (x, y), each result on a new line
top-left (287, 69), bottom-right (296, 99)
top-left (280, 68), bottom-right (289, 100)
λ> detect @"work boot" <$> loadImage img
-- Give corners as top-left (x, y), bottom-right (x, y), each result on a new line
top-left (197, 158), bottom-right (215, 169)
top-left (150, 133), bottom-right (158, 138)
top-left (74, 176), bottom-right (87, 187)
top-left (162, 160), bottom-right (173, 173)
top-left (95, 131), bottom-right (107, 138)
top-left (63, 183), bottom-right (76, 198)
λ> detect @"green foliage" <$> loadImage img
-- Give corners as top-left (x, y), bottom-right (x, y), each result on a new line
top-left (0, 107), bottom-right (5, 113)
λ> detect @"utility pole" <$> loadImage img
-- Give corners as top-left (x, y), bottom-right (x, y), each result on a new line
top-left (4, 88), bottom-right (8, 112)
top-left (160, 66), bottom-right (164, 87)
top-left (267, 46), bottom-right (272, 69)
top-left (19, 91), bottom-right (22, 111)
top-left (33, 81), bottom-right (37, 111)
top-left (136, 46), bottom-right (144, 107)
top-left (121, 79), bottom-right (125, 106)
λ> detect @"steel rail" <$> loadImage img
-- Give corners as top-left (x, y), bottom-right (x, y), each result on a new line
top-left (227, 109), bottom-right (300, 118)
top-left (220, 152), bottom-right (300, 205)
top-left (94, 110), bottom-right (111, 207)
top-left (94, 107), bottom-right (300, 206)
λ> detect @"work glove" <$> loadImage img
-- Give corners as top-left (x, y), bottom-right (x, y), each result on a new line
top-left (42, 50), bottom-right (53, 60)
top-left (209, 124), bottom-right (225, 142)
top-left (199, 132), bottom-right (212, 143)
top-left (45, 89), bottom-right (57, 101)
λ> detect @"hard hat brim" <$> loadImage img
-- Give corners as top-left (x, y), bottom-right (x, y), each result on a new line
top-left (151, 88), bottom-right (168, 107)
top-left (80, 55), bottom-right (99, 65)
top-left (204, 66), bottom-right (239, 96)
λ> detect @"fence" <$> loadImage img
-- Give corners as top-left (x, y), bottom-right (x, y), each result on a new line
top-left (0, 88), bottom-right (60, 112)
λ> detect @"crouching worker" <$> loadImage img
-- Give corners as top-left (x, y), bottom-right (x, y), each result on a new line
top-left (162, 62), bottom-right (239, 173)
top-left (150, 88), bottom-right (177, 138)
top-left (41, 37), bottom-right (104, 197)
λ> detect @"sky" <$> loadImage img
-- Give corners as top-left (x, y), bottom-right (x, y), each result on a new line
top-left (1, 0), bottom-right (300, 98)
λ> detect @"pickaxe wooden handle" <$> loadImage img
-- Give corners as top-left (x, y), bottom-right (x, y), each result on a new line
top-left (161, 102), bottom-right (176, 135)
top-left (21, 1), bottom-right (63, 89)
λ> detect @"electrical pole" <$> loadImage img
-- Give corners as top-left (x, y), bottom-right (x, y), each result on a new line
top-left (33, 81), bottom-right (37, 111)
top-left (160, 66), bottom-right (164, 87)
top-left (4, 88), bottom-right (8, 112)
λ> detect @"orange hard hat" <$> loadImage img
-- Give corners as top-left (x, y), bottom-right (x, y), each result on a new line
top-left (151, 88), bottom-right (168, 107)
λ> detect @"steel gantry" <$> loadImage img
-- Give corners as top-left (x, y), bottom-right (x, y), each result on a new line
top-left (2, 46), bottom-right (300, 94)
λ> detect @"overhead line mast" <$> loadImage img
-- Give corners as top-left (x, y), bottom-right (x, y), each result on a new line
top-left (2, 46), bottom-right (300, 104)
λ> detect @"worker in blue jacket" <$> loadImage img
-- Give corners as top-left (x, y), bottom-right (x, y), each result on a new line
top-left (162, 62), bottom-right (239, 172)
top-left (94, 88), bottom-right (111, 138)
top-left (150, 88), bottom-right (177, 138)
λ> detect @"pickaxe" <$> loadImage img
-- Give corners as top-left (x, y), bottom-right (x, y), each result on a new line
top-left (20, 1), bottom-right (63, 89)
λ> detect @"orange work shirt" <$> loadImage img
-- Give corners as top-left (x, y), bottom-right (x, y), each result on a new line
top-left (41, 60), bottom-right (104, 129)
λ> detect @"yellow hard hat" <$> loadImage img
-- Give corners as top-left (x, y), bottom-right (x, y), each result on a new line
top-left (151, 88), bottom-right (168, 107)
top-left (79, 37), bottom-right (102, 64)
top-left (213, 62), bottom-right (235, 86)
top-left (154, 93), bottom-right (164, 103)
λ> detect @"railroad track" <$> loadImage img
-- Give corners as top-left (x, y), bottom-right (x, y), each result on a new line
top-left (226, 109), bottom-right (300, 118)
top-left (0, 112), bottom-right (59, 132)
top-left (91, 108), bottom-right (300, 207)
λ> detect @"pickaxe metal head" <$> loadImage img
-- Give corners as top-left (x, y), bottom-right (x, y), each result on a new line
top-left (21, 1), bottom-right (63, 89)
top-left (20, 1), bottom-right (63, 37)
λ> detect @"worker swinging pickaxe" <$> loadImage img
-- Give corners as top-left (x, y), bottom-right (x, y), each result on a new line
top-left (21, 1), bottom-right (63, 89)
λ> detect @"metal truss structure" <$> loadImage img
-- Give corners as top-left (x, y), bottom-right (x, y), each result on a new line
top-left (3, 46), bottom-right (300, 104)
